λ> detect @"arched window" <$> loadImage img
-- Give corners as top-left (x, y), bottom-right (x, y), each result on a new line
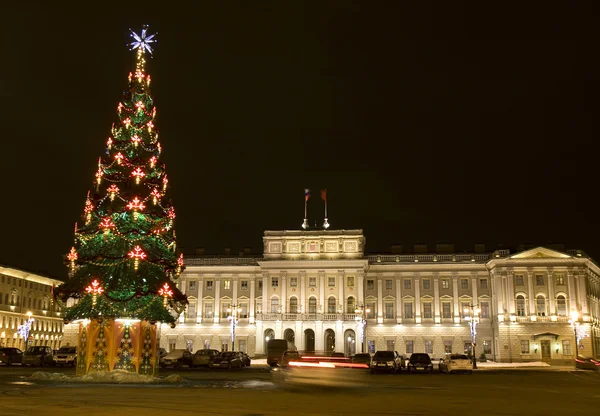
top-left (536, 295), bottom-right (546, 316)
top-left (309, 297), bottom-right (317, 314)
top-left (289, 297), bottom-right (298, 313)
top-left (327, 297), bottom-right (336, 314)
top-left (516, 295), bottom-right (526, 316)
top-left (556, 295), bottom-right (567, 316)
top-left (346, 297), bottom-right (356, 314)
top-left (270, 297), bottom-right (280, 314)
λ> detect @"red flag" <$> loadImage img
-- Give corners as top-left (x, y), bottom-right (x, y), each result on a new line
top-left (321, 189), bottom-right (327, 201)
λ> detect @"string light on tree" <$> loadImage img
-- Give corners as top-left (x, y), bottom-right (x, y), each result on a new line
top-left (126, 197), bottom-right (145, 220)
top-left (150, 188), bottom-right (161, 205)
top-left (114, 152), bottom-right (124, 165)
top-left (149, 156), bottom-right (157, 168)
top-left (131, 167), bottom-right (145, 184)
top-left (85, 279), bottom-right (104, 307)
top-left (67, 247), bottom-right (78, 272)
top-left (176, 253), bottom-right (184, 275)
top-left (107, 184), bottom-right (119, 201)
top-left (158, 283), bottom-right (173, 307)
top-left (107, 137), bottom-right (113, 150)
top-left (128, 245), bottom-right (147, 271)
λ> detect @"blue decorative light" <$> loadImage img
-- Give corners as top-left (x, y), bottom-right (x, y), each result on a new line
top-left (129, 25), bottom-right (157, 55)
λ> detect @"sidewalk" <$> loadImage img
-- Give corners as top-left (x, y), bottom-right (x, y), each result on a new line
top-left (475, 361), bottom-right (575, 371)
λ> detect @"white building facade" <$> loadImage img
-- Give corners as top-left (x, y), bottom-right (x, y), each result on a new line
top-left (159, 229), bottom-right (600, 364)
top-left (0, 266), bottom-right (65, 350)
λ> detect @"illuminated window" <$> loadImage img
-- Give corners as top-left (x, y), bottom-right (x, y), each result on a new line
top-left (444, 341), bottom-right (452, 354)
top-left (404, 279), bottom-right (411, 290)
top-left (241, 280), bottom-right (248, 290)
top-left (520, 340), bottom-right (530, 354)
top-left (403, 302), bottom-right (413, 319)
top-left (536, 295), bottom-right (546, 316)
top-left (422, 302), bottom-right (432, 319)
top-left (480, 301), bottom-right (489, 318)
top-left (425, 340), bottom-right (433, 354)
top-left (328, 297), bottom-right (336, 313)
top-left (406, 340), bottom-right (414, 355)
top-left (328, 277), bottom-right (335, 287)
top-left (555, 274), bottom-right (565, 285)
top-left (188, 281), bottom-right (196, 291)
top-left (290, 278), bottom-right (297, 287)
top-left (224, 280), bottom-right (231, 290)
top-left (441, 279), bottom-right (449, 289)
top-left (309, 277), bottom-right (316, 287)
top-left (516, 295), bottom-right (526, 316)
top-left (270, 297), bottom-right (279, 313)
top-left (289, 297), bottom-right (298, 313)
top-left (386, 280), bottom-right (393, 290)
top-left (271, 277), bottom-right (278, 288)
top-left (442, 303), bottom-right (451, 318)
top-left (557, 295), bottom-right (567, 316)
top-left (367, 280), bottom-right (374, 290)
top-left (206, 280), bottom-right (213, 290)
top-left (515, 275), bottom-right (524, 286)
top-left (460, 279), bottom-right (468, 289)
top-left (562, 340), bottom-right (571, 355)
top-left (384, 302), bottom-right (394, 319)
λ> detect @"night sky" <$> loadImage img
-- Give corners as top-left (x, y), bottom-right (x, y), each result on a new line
top-left (1, 2), bottom-right (599, 280)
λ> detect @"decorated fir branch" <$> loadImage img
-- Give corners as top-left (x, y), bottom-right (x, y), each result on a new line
top-left (56, 26), bottom-right (187, 325)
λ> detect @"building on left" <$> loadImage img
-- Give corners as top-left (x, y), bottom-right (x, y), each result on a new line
top-left (0, 265), bottom-right (65, 350)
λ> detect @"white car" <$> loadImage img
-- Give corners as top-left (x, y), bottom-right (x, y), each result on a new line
top-left (439, 354), bottom-right (473, 373)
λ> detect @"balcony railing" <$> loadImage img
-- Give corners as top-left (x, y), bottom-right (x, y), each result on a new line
top-left (368, 253), bottom-right (491, 263)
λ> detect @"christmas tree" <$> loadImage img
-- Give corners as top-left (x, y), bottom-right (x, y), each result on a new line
top-left (57, 26), bottom-right (187, 325)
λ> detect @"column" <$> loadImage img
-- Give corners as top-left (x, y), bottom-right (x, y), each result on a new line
top-left (232, 274), bottom-right (239, 308)
top-left (318, 271), bottom-right (325, 312)
top-left (547, 269), bottom-right (555, 316)
top-left (197, 277), bottom-right (204, 322)
top-left (249, 280), bottom-right (256, 323)
top-left (471, 273), bottom-right (478, 304)
top-left (567, 269), bottom-right (577, 313)
top-left (453, 274), bottom-right (460, 321)
top-left (281, 272), bottom-right (287, 314)
top-left (577, 272), bottom-right (589, 314)
top-left (506, 271), bottom-right (514, 314)
top-left (295, 321), bottom-right (304, 350)
top-left (527, 270), bottom-right (535, 317)
top-left (396, 274), bottom-right (402, 324)
top-left (414, 274), bottom-right (421, 322)
top-left (262, 272), bottom-right (268, 310)
top-left (214, 279), bottom-right (221, 323)
top-left (377, 277), bottom-right (383, 322)
top-left (315, 321), bottom-right (324, 351)
top-left (335, 320), bottom-right (344, 353)
top-left (357, 270), bottom-right (365, 305)
top-left (433, 273), bottom-right (440, 322)
top-left (255, 321), bottom-right (264, 354)
top-left (338, 271), bottom-right (345, 312)
top-left (300, 271), bottom-right (306, 313)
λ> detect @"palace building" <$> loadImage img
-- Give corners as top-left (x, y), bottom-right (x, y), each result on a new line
top-left (150, 229), bottom-right (600, 364)
top-left (0, 265), bottom-right (65, 350)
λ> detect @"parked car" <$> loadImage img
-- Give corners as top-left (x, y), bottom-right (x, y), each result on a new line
top-left (159, 348), bottom-right (168, 359)
top-left (281, 350), bottom-right (301, 367)
top-left (331, 352), bottom-right (346, 358)
top-left (22, 346), bottom-right (54, 367)
top-left (210, 351), bottom-right (244, 369)
top-left (192, 349), bottom-right (220, 367)
top-left (53, 346), bottom-right (77, 367)
top-left (439, 354), bottom-right (473, 373)
top-left (351, 353), bottom-right (372, 367)
top-left (0, 348), bottom-right (23, 366)
top-left (370, 350), bottom-right (403, 373)
top-left (575, 356), bottom-right (600, 371)
top-left (160, 349), bottom-right (193, 368)
top-left (407, 353), bottom-right (434, 373)
top-left (240, 352), bottom-right (251, 367)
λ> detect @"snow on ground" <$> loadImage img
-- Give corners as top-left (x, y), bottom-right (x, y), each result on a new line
top-left (251, 358), bottom-right (267, 366)
top-left (477, 361), bottom-right (550, 368)
top-left (29, 370), bottom-right (184, 384)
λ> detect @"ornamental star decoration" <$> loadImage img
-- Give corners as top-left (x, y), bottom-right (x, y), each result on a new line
top-left (129, 26), bottom-right (157, 55)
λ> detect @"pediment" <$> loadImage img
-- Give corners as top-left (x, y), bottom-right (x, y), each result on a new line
top-left (510, 247), bottom-right (571, 260)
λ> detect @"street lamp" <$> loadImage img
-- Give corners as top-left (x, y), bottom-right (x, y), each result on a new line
top-left (227, 304), bottom-right (242, 351)
top-left (464, 304), bottom-right (481, 369)
top-left (569, 310), bottom-right (582, 357)
top-left (355, 304), bottom-right (371, 353)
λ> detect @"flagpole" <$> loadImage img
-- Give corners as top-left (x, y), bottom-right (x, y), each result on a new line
top-left (322, 189), bottom-right (330, 229)
top-left (302, 189), bottom-right (309, 230)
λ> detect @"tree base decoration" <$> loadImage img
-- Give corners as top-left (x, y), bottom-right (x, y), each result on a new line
top-left (76, 318), bottom-right (158, 376)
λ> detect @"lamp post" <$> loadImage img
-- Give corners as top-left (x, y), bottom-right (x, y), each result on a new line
top-left (227, 304), bottom-right (242, 351)
top-left (569, 310), bottom-right (581, 358)
top-left (17, 311), bottom-right (34, 350)
top-left (464, 304), bottom-right (481, 369)
top-left (355, 304), bottom-right (371, 354)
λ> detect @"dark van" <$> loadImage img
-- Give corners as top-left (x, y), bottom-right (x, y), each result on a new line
top-left (267, 339), bottom-right (292, 366)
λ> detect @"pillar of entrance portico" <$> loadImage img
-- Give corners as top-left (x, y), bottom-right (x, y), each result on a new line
top-left (335, 320), bottom-right (344, 353)
top-left (315, 321), bottom-right (324, 351)
top-left (255, 321), bottom-right (264, 354)
top-left (295, 320), bottom-right (304, 351)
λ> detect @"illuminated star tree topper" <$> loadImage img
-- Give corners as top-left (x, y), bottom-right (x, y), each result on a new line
top-left (129, 25), bottom-right (157, 55)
